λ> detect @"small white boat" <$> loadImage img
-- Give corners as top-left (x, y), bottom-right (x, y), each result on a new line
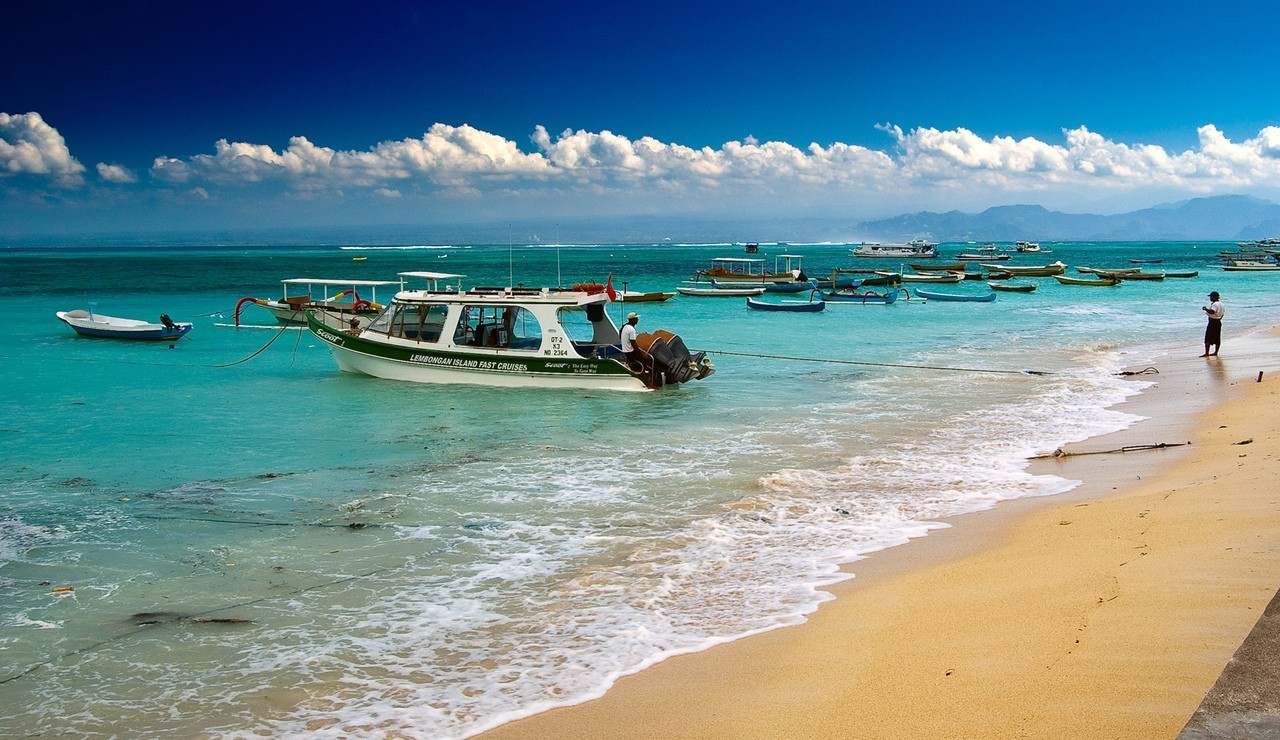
top-left (56, 309), bottom-right (192, 340)
top-left (307, 283), bottom-right (715, 392)
top-left (619, 290), bottom-right (676, 303)
top-left (1220, 262), bottom-right (1280, 271)
top-left (874, 270), bottom-right (963, 283)
top-left (956, 244), bottom-right (1010, 260)
top-left (677, 285), bottom-right (766, 296)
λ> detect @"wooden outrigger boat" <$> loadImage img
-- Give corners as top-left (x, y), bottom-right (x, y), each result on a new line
top-left (981, 261), bottom-right (1067, 276)
top-left (694, 255), bottom-right (804, 284)
top-left (1054, 275), bottom-right (1120, 286)
top-left (236, 278), bottom-right (398, 330)
top-left (909, 262), bottom-right (967, 272)
top-left (1091, 268), bottom-right (1164, 280)
top-left (987, 281), bottom-right (1037, 293)
top-left (307, 283), bottom-right (715, 392)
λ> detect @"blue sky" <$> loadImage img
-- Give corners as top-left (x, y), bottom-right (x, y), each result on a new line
top-left (5, 0), bottom-right (1280, 239)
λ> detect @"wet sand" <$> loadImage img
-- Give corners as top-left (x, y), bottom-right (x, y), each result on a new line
top-left (483, 330), bottom-right (1280, 739)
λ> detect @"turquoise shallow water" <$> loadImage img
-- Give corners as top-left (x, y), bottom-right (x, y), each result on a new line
top-left (1, 241), bottom-right (1276, 737)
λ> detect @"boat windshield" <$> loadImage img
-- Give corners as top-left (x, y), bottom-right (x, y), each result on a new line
top-left (367, 302), bottom-right (450, 342)
top-left (451, 305), bottom-right (542, 349)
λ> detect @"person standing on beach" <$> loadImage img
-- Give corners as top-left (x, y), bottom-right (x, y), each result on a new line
top-left (1201, 291), bottom-right (1224, 357)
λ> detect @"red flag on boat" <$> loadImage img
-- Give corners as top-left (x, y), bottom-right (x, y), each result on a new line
top-left (605, 274), bottom-right (617, 301)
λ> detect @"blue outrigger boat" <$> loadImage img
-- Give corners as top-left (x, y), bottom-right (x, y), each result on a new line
top-left (817, 287), bottom-right (901, 305)
top-left (745, 295), bottom-right (825, 312)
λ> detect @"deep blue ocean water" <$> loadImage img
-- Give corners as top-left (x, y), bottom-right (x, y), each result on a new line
top-left (1, 240), bottom-right (1275, 737)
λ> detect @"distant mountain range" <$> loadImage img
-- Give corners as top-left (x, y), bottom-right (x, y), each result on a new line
top-left (855, 195), bottom-right (1280, 243)
top-left (6, 194), bottom-right (1280, 248)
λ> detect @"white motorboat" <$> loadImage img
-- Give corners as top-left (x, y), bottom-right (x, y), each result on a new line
top-left (307, 283), bottom-right (715, 392)
top-left (56, 308), bottom-right (192, 340)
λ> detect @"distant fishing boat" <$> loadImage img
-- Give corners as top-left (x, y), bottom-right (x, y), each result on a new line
top-left (677, 285), bottom-right (766, 296)
top-left (1054, 275), bottom-right (1120, 286)
top-left (913, 288), bottom-right (997, 302)
top-left (745, 295), bottom-right (825, 312)
top-left (875, 270), bottom-right (963, 283)
top-left (981, 261), bottom-right (1067, 276)
top-left (694, 255), bottom-right (804, 284)
top-left (817, 287), bottom-right (901, 304)
top-left (619, 290), bottom-right (677, 303)
top-left (987, 281), bottom-right (1037, 292)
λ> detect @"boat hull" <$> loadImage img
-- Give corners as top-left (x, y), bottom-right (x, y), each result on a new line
top-left (980, 262), bottom-right (1067, 276)
top-left (913, 289), bottom-right (997, 302)
top-left (1054, 275), bottom-right (1120, 286)
top-left (677, 286), bottom-right (765, 296)
top-left (745, 297), bottom-right (825, 312)
top-left (987, 282), bottom-right (1037, 292)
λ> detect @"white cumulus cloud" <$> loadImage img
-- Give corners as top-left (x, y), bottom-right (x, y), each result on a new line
top-left (96, 162), bottom-right (138, 183)
top-left (0, 111), bottom-right (86, 187)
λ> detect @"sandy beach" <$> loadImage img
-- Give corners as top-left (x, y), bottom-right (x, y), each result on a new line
top-left (484, 331), bottom-right (1280, 739)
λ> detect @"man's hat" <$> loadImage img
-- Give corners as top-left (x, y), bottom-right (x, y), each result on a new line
top-left (1208, 291), bottom-right (1220, 299)
top-left (627, 312), bottom-right (639, 320)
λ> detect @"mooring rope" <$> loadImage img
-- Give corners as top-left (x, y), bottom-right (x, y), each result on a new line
top-left (213, 322), bottom-right (292, 368)
top-left (702, 349), bottom-right (1052, 376)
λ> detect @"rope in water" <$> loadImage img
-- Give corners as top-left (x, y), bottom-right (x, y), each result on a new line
top-left (702, 349), bottom-right (1053, 376)
top-left (213, 322), bottom-right (293, 368)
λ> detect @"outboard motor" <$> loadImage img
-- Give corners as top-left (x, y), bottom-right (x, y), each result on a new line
top-left (160, 314), bottom-right (177, 330)
top-left (634, 330), bottom-right (715, 388)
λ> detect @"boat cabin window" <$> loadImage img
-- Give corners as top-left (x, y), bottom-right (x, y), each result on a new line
top-left (452, 305), bottom-right (542, 350)
top-left (367, 302), bottom-right (449, 342)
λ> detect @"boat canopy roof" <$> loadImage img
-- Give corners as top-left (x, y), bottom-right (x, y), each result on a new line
top-left (395, 285), bottom-right (609, 307)
top-left (280, 278), bottom-right (399, 287)
top-left (710, 257), bottom-right (765, 263)
top-left (396, 271), bottom-right (466, 281)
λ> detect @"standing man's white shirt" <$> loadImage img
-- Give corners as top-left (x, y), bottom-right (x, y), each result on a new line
top-left (1207, 299), bottom-right (1225, 320)
top-left (621, 312), bottom-right (640, 355)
